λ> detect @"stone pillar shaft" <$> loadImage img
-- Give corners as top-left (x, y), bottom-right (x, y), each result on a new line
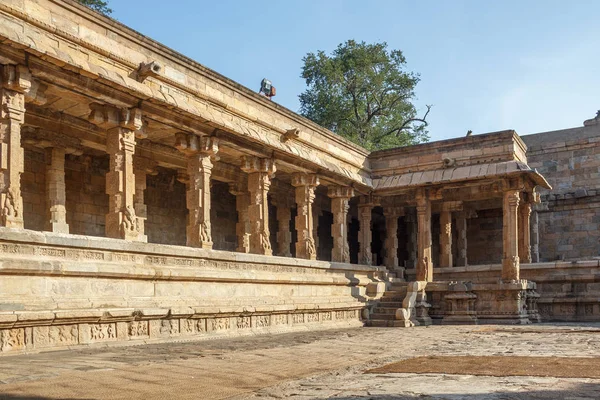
top-left (0, 65), bottom-right (29, 229)
top-left (45, 147), bottom-right (69, 233)
top-left (358, 197), bottom-right (377, 265)
top-left (416, 189), bottom-right (433, 281)
top-left (439, 209), bottom-right (453, 268)
top-left (276, 196), bottom-right (292, 257)
top-left (384, 207), bottom-right (402, 270)
top-left (518, 195), bottom-right (532, 264)
top-left (406, 209), bottom-right (418, 268)
top-left (241, 156), bottom-right (275, 256)
top-left (455, 211), bottom-right (468, 267)
top-left (531, 210), bottom-right (540, 263)
top-left (328, 186), bottom-right (353, 263)
top-left (106, 126), bottom-right (138, 240)
top-left (133, 156), bottom-right (156, 243)
top-left (292, 173), bottom-right (319, 260)
top-left (502, 190), bottom-right (520, 281)
top-left (229, 182), bottom-right (251, 254)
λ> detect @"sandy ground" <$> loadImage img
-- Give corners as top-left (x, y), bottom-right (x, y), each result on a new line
top-left (1, 324), bottom-right (600, 399)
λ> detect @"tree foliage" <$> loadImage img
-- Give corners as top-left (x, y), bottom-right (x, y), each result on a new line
top-left (299, 40), bottom-right (430, 151)
top-left (77, 0), bottom-right (112, 15)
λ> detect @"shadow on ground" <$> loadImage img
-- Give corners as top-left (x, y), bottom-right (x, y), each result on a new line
top-left (328, 381), bottom-right (600, 399)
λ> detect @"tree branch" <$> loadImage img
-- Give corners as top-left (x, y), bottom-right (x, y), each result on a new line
top-left (372, 105), bottom-right (432, 143)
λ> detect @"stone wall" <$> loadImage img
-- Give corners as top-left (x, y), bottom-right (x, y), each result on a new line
top-left (522, 117), bottom-right (600, 261)
top-left (145, 169), bottom-right (187, 246)
top-left (466, 209), bottom-right (503, 265)
top-left (22, 149), bottom-right (47, 232)
top-left (0, 229), bottom-right (385, 355)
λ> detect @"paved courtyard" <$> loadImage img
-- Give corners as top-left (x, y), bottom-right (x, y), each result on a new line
top-left (1, 324), bottom-right (600, 399)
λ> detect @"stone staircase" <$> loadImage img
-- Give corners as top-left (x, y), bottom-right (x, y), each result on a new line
top-left (366, 281), bottom-right (410, 327)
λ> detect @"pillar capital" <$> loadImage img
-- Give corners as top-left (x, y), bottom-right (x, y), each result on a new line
top-left (89, 103), bottom-right (143, 134)
top-left (240, 155), bottom-right (276, 176)
top-left (291, 172), bottom-right (319, 188)
top-left (1, 64), bottom-right (32, 94)
top-left (133, 155), bottom-right (158, 176)
top-left (175, 133), bottom-right (219, 158)
top-left (383, 206), bottom-right (404, 218)
top-left (359, 194), bottom-right (380, 208)
top-left (327, 185), bottom-right (354, 199)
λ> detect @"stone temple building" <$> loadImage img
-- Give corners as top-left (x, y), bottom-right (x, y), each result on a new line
top-left (0, 0), bottom-right (597, 354)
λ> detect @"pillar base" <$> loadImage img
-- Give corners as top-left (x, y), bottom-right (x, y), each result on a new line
top-left (3, 217), bottom-right (24, 229)
top-left (48, 222), bottom-right (69, 234)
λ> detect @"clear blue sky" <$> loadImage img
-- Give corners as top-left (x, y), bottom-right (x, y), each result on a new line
top-left (113, 0), bottom-right (599, 142)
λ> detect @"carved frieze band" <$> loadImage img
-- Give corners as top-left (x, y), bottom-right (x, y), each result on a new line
top-left (0, 309), bottom-right (362, 354)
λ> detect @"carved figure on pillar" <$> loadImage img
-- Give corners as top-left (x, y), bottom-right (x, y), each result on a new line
top-left (327, 186), bottom-right (354, 263)
top-left (0, 65), bottom-right (33, 229)
top-left (292, 173), bottom-right (319, 260)
top-left (228, 180), bottom-right (251, 254)
top-left (416, 188), bottom-right (433, 282)
top-left (133, 156), bottom-right (158, 243)
top-left (241, 156), bottom-right (276, 255)
top-left (175, 132), bottom-right (219, 249)
top-left (502, 188), bottom-right (521, 281)
top-left (89, 104), bottom-right (145, 241)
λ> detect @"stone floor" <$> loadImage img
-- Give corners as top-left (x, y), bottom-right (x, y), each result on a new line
top-left (1, 324), bottom-right (600, 399)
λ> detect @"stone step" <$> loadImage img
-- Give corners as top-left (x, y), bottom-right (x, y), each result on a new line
top-left (376, 301), bottom-right (404, 308)
top-left (372, 307), bottom-right (398, 315)
top-left (366, 319), bottom-right (410, 328)
top-left (380, 296), bottom-right (407, 302)
top-left (369, 312), bottom-right (397, 321)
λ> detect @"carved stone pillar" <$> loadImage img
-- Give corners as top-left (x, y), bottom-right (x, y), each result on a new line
top-left (455, 211), bottom-right (468, 267)
top-left (502, 189), bottom-right (520, 281)
top-left (22, 127), bottom-right (82, 234)
top-left (518, 193), bottom-right (532, 264)
top-left (175, 133), bottom-right (218, 249)
top-left (531, 210), bottom-right (540, 263)
top-left (228, 181), bottom-right (251, 254)
top-left (0, 65), bottom-right (31, 228)
top-left (384, 206), bottom-right (403, 270)
top-left (358, 196), bottom-right (378, 266)
top-left (313, 200), bottom-right (321, 257)
top-left (416, 189), bottom-right (433, 282)
top-left (45, 148), bottom-right (69, 233)
top-left (133, 156), bottom-right (157, 243)
top-left (274, 193), bottom-right (293, 257)
top-left (89, 104), bottom-right (145, 241)
top-left (241, 156), bottom-right (275, 255)
top-left (439, 209), bottom-right (453, 268)
top-left (327, 186), bottom-right (353, 263)
top-left (405, 209), bottom-right (418, 268)
top-left (292, 173), bottom-right (319, 260)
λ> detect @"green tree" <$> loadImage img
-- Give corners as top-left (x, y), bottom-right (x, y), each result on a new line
top-left (77, 0), bottom-right (112, 15)
top-left (299, 40), bottom-right (430, 151)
